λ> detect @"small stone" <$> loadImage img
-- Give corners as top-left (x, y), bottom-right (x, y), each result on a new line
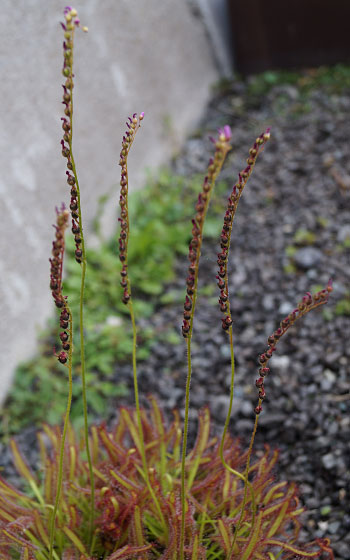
top-left (270, 354), bottom-right (291, 374)
top-left (263, 294), bottom-right (274, 311)
top-left (294, 247), bottom-right (322, 269)
top-left (220, 344), bottom-right (231, 359)
top-left (320, 368), bottom-right (336, 391)
top-left (328, 520), bottom-right (340, 534)
top-left (279, 301), bottom-right (293, 315)
top-left (321, 452), bottom-right (336, 470)
top-left (337, 224), bottom-right (350, 243)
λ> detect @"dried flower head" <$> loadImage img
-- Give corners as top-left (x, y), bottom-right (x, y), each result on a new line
top-left (182, 127), bottom-right (232, 338)
top-left (217, 128), bottom-right (270, 332)
top-left (49, 205), bottom-right (71, 363)
top-left (118, 112), bottom-right (144, 304)
top-left (254, 279), bottom-right (333, 414)
top-left (60, 7), bottom-right (87, 264)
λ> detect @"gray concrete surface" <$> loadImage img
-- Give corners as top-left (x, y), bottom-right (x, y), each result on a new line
top-left (0, 1), bottom-right (228, 404)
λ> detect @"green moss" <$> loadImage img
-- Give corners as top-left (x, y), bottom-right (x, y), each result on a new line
top-left (293, 228), bottom-right (317, 246)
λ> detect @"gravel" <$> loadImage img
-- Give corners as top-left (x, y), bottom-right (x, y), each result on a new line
top-left (1, 79), bottom-right (349, 558)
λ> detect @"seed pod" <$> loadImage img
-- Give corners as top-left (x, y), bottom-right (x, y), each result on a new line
top-left (58, 351), bottom-right (68, 364)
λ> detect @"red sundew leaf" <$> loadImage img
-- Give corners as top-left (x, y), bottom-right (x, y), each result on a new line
top-left (62, 526), bottom-right (89, 556)
top-left (265, 538), bottom-right (326, 558)
top-left (106, 543), bottom-right (152, 559)
top-left (20, 547), bottom-right (36, 560)
top-left (33, 511), bottom-right (50, 549)
top-left (218, 518), bottom-right (231, 554)
top-left (99, 425), bottom-right (128, 463)
top-left (131, 505), bottom-right (144, 549)
top-left (265, 484), bottom-right (297, 539)
top-left (186, 408), bottom-right (210, 490)
top-left (120, 408), bottom-right (143, 456)
top-left (0, 493), bottom-right (33, 519)
top-left (0, 528), bottom-right (38, 551)
top-left (9, 441), bottom-right (38, 487)
top-left (240, 509), bottom-right (264, 560)
top-left (109, 469), bottom-right (141, 493)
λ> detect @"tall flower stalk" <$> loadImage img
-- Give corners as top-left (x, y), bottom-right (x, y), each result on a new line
top-left (118, 113), bottom-right (167, 536)
top-left (179, 126), bottom-right (232, 558)
top-left (48, 206), bottom-right (73, 560)
top-left (217, 129), bottom-right (271, 529)
top-left (229, 282), bottom-right (333, 557)
top-left (59, 7), bottom-right (95, 545)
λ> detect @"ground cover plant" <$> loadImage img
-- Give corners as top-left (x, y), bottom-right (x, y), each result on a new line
top-left (0, 7), bottom-right (338, 559)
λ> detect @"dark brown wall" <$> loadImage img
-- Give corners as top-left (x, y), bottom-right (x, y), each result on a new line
top-left (228, 0), bottom-right (350, 75)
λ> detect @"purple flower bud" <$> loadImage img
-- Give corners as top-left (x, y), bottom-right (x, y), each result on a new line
top-left (223, 125), bottom-right (232, 140)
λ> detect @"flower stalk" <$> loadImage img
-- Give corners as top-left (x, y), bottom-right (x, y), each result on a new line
top-left (117, 112), bottom-right (167, 537)
top-left (215, 129), bottom-right (271, 536)
top-left (59, 6), bottom-right (95, 546)
top-left (180, 126), bottom-right (232, 559)
top-left (48, 206), bottom-right (73, 560)
top-left (230, 280), bottom-right (333, 557)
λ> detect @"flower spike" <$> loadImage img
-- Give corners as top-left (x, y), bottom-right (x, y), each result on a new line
top-left (181, 127), bottom-right (232, 338)
top-left (217, 128), bottom-right (270, 332)
top-left (254, 280), bottom-right (333, 414)
top-left (117, 112), bottom-right (144, 304)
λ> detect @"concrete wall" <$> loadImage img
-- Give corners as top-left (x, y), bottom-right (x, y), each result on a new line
top-left (0, 1), bottom-right (226, 404)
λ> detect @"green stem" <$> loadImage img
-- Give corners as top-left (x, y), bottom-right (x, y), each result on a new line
top-left (128, 300), bottom-right (167, 537)
top-left (69, 152), bottom-right (95, 548)
top-left (48, 306), bottom-right (73, 560)
top-left (179, 137), bottom-right (231, 558)
top-left (66, 27), bottom-right (95, 546)
top-left (179, 336), bottom-right (192, 559)
top-left (229, 409), bottom-right (260, 558)
top-left (219, 327), bottom-right (256, 557)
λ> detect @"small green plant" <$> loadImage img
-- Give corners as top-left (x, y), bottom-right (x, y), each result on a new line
top-left (0, 7), bottom-right (335, 560)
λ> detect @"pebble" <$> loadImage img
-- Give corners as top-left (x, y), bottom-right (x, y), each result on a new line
top-left (321, 453), bottom-right (337, 470)
top-left (294, 247), bottom-right (323, 269)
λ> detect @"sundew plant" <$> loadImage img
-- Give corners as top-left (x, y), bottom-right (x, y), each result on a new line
top-left (0, 8), bottom-right (335, 560)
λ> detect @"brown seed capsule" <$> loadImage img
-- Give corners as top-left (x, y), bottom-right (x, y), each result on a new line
top-left (221, 319), bottom-right (230, 331)
top-left (60, 331), bottom-right (69, 342)
top-left (217, 277), bottom-right (225, 290)
top-left (58, 351), bottom-right (68, 364)
top-left (259, 354), bottom-right (267, 365)
top-left (122, 290), bottom-right (130, 304)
